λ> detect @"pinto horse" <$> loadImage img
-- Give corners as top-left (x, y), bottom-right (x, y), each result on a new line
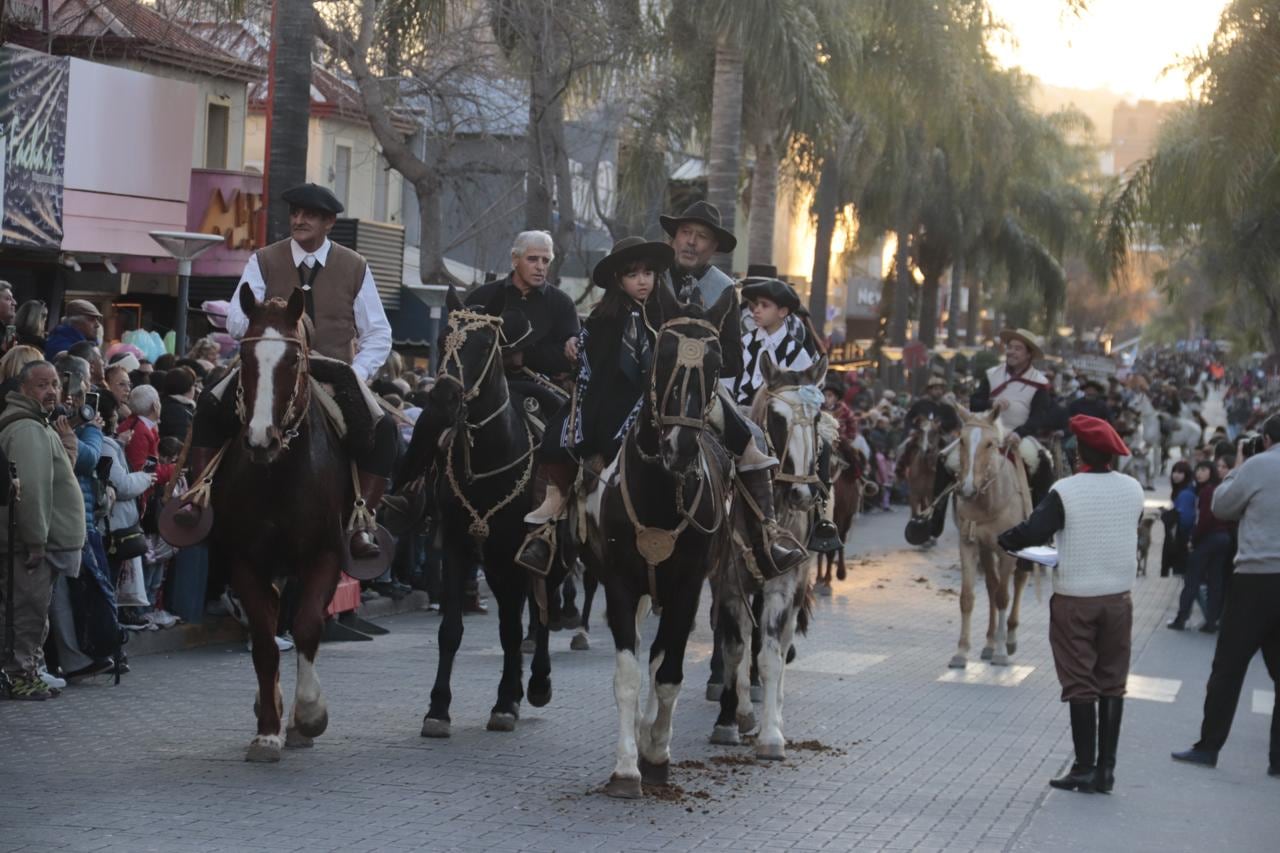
top-left (211, 288), bottom-right (349, 762)
top-left (577, 285), bottom-right (735, 799)
top-left (711, 354), bottom-right (826, 760)
top-left (398, 290), bottom-right (570, 738)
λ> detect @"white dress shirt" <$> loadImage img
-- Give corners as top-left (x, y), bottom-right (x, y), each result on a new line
top-left (226, 238), bottom-right (393, 382)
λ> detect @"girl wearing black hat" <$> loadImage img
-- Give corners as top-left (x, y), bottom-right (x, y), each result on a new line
top-left (516, 238), bottom-right (674, 574)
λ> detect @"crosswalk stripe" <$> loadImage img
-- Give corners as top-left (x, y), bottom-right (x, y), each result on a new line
top-left (788, 650), bottom-right (887, 676)
top-left (1126, 674), bottom-right (1181, 703)
top-left (1254, 690), bottom-right (1274, 715)
top-left (937, 663), bottom-right (1035, 687)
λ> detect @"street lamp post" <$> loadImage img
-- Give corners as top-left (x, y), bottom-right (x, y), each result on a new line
top-left (149, 231), bottom-right (227, 358)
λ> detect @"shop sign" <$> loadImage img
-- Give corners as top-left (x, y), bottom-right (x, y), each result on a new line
top-left (195, 186), bottom-right (265, 250)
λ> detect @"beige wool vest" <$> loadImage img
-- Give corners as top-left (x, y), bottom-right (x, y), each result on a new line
top-left (985, 363), bottom-right (1048, 434)
top-left (257, 238), bottom-right (367, 364)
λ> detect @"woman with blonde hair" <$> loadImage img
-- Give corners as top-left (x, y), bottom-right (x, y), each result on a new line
top-left (0, 344), bottom-right (45, 416)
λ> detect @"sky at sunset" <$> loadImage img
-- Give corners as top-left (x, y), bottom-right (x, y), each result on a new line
top-left (986, 0), bottom-right (1231, 102)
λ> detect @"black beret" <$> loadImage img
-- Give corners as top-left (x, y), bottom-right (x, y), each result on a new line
top-left (740, 277), bottom-right (800, 313)
top-left (281, 183), bottom-right (344, 215)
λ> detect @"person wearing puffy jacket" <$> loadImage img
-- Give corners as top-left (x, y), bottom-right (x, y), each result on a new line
top-left (98, 393), bottom-right (161, 627)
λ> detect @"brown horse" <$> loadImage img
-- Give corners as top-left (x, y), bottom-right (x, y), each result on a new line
top-left (815, 440), bottom-right (868, 590)
top-left (906, 414), bottom-right (941, 520)
top-left (210, 287), bottom-right (349, 762)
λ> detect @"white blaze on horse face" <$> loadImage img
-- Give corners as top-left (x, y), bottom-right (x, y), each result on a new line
top-left (963, 426), bottom-right (982, 496)
top-left (246, 327), bottom-right (287, 448)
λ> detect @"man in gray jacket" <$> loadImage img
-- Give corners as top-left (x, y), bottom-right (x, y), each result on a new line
top-left (0, 361), bottom-right (87, 700)
top-left (1172, 413), bottom-right (1280, 777)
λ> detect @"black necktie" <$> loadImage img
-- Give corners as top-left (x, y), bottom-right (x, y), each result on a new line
top-left (297, 259), bottom-right (320, 322)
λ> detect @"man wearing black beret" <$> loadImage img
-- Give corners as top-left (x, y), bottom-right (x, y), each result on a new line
top-left (179, 183), bottom-right (396, 559)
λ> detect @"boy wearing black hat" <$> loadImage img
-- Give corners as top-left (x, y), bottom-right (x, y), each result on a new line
top-left (730, 278), bottom-right (812, 406)
top-left (180, 183), bottom-right (396, 559)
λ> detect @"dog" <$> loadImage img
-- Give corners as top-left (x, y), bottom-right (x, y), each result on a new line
top-left (1136, 514), bottom-right (1156, 576)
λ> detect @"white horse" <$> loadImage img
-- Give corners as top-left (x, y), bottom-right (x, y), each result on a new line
top-left (1131, 393), bottom-right (1163, 481)
top-left (1160, 413), bottom-right (1204, 463)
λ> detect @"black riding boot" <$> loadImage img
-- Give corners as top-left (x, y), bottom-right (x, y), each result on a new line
top-left (740, 467), bottom-right (807, 577)
top-left (1049, 701), bottom-right (1097, 793)
top-left (1094, 696), bottom-right (1124, 794)
top-left (808, 441), bottom-right (840, 550)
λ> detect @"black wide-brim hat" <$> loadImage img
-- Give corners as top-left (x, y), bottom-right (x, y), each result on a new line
top-left (659, 200), bottom-right (737, 253)
top-left (281, 182), bottom-right (345, 215)
top-left (1080, 377), bottom-right (1106, 394)
top-left (740, 277), bottom-right (801, 313)
top-left (592, 237), bottom-right (675, 289)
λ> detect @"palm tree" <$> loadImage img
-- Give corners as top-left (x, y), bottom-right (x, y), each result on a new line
top-left (266, 0), bottom-right (315, 242)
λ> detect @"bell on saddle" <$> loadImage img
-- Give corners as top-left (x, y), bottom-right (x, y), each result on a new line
top-left (807, 518), bottom-right (842, 553)
top-left (904, 513), bottom-right (934, 546)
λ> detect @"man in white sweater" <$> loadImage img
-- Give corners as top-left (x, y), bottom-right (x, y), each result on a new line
top-left (999, 414), bottom-right (1145, 795)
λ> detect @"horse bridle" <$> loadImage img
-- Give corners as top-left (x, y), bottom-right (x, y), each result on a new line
top-left (436, 309), bottom-right (510, 431)
top-left (762, 384), bottom-right (822, 488)
top-left (236, 331), bottom-right (309, 450)
top-left (645, 316), bottom-right (721, 441)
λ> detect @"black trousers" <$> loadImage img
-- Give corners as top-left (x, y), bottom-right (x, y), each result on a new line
top-left (1194, 572), bottom-right (1280, 765)
top-left (929, 461), bottom-right (954, 538)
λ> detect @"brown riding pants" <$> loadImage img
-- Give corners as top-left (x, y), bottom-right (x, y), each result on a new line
top-left (1049, 591), bottom-right (1132, 703)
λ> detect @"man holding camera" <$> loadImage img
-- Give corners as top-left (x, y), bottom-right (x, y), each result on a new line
top-left (1172, 414), bottom-right (1280, 778)
top-left (0, 362), bottom-right (87, 700)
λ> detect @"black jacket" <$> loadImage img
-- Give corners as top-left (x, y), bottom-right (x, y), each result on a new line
top-left (1067, 396), bottom-right (1113, 424)
top-left (465, 276), bottom-right (580, 378)
top-left (572, 300), bottom-right (665, 457)
top-left (159, 395), bottom-right (196, 443)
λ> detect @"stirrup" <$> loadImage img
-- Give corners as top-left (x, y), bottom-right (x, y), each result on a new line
top-left (515, 523), bottom-right (557, 577)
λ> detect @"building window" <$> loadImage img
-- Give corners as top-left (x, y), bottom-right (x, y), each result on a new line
top-left (374, 153), bottom-right (390, 222)
top-left (334, 144), bottom-right (352, 209)
top-left (205, 102), bottom-right (230, 170)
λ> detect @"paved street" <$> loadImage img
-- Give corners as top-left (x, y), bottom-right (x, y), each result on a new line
top-left (1, 492), bottom-right (1274, 852)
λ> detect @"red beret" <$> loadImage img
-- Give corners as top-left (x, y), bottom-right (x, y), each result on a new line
top-left (1069, 414), bottom-right (1129, 457)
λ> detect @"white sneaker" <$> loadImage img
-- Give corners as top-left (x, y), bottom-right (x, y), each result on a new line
top-left (246, 634), bottom-right (295, 653)
top-left (148, 610), bottom-right (180, 629)
top-left (38, 669), bottom-right (67, 689)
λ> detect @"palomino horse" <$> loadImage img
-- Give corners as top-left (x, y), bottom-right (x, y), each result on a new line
top-left (211, 288), bottom-right (348, 762)
top-left (906, 413), bottom-right (941, 520)
top-left (815, 439), bottom-right (869, 590)
top-left (949, 403), bottom-right (1031, 669)
top-left (399, 289), bottom-right (571, 738)
top-left (577, 285), bottom-right (735, 798)
top-left (711, 354), bottom-right (825, 760)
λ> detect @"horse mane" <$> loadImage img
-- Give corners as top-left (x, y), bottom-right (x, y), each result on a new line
top-left (960, 413), bottom-right (1006, 443)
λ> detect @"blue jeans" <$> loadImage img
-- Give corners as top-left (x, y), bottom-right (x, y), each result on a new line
top-left (1178, 530), bottom-right (1232, 623)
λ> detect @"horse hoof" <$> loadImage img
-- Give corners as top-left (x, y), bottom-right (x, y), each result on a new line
top-left (705, 682), bottom-right (724, 702)
top-left (1005, 642), bottom-right (1017, 655)
top-left (420, 717), bottom-right (451, 739)
top-left (755, 741), bottom-right (786, 761)
top-left (527, 682), bottom-right (552, 708)
top-left (817, 583), bottom-right (832, 597)
top-left (980, 647), bottom-right (993, 661)
top-left (487, 712), bottom-right (517, 732)
top-left (736, 712), bottom-right (757, 734)
top-left (750, 684), bottom-right (764, 703)
top-left (991, 654), bottom-right (1009, 667)
top-left (570, 632), bottom-right (591, 651)
top-left (948, 655), bottom-right (967, 669)
top-left (245, 734), bottom-right (283, 763)
top-left (293, 709), bottom-right (328, 739)
top-left (711, 724), bottom-right (741, 746)
top-left (605, 774), bottom-right (642, 799)
top-left (285, 726), bottom-right (314, 749)
top-left (520, 638), bottom-right (535, 655)
top-left (638, 757), bottom-right (669, 785)
top-left (836, 566), bottom-right (847, 581)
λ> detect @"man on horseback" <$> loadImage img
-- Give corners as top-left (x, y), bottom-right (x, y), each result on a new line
top-left (175, 183), bottom-right (397, 559)
top-left (968, 328), bottom-right (1057, 504)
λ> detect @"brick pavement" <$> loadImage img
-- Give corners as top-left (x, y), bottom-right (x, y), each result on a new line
top-left (1, 490), bottom-right (1274, 852)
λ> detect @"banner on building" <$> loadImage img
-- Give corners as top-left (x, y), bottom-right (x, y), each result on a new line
top-left (0, 47), bottom-right (69, 250)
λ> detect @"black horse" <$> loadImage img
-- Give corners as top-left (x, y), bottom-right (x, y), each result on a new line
top-left (398, 289), bottom-right (570, 737)
top-left (576, 285), bottom-right (736, 798)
